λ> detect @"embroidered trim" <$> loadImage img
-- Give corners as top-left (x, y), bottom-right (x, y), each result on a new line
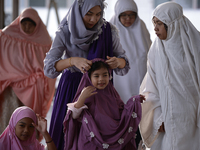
top-left (128, 127), bottom-right (133, 133)
top-left (118, 138), bottom-right (124, 145)
top-left (84, 117), bottom-right (88, 124)
top-left (132, 112), bottom-right (137, 118)
top-left (90, 132), bottom-right (95, 138)
top-left (78, 0), bottom-right (84, 7)
top-left (102, 143), bottom-right (109, 149)
top-left (134, 133), bottom-right (137, 139)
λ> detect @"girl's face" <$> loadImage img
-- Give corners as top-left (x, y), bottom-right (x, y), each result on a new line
top-left (90, 67), bottom-right (109, 90)
top-left (119, 11), bottom-right (136, 27)
top-left (83, 5), bottom-right (102, 29)
top-left (152, 17), bottom-right (167, 40)
top-left (15, 117), bottom-right (35, 141)
top-left (21, 20), bottom-right (36, 34)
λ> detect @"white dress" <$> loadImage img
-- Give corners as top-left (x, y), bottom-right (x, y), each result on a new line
top-left (140, 2), bottom-right (200, 150)
top-left (110, 0), bottom-right (151, 103)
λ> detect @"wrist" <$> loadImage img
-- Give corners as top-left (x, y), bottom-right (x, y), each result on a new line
top-left (118, 58), bottom-right (125, 68)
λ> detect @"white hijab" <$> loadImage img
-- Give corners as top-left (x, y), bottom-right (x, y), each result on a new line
top-left (110, 0), bottom-right (151, 103)
top-left (140, 1), bottom-right (200, 147)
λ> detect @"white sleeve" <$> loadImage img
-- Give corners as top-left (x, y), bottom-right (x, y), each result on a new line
top-left (67, 102), bottom-right (88, 119)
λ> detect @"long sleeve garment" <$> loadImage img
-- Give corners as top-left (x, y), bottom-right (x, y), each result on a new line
top-left (44, 22), bottom-right (130, 78)
top-left (0, 8), bottom-right (56, 118)
top-left (139, 2), bottom-right (200, 150)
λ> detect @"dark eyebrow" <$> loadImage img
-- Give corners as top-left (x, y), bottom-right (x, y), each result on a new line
top-left (88, 10), bottom-right (102, 14)
top-left (18, 122), bottom-right (26, 124)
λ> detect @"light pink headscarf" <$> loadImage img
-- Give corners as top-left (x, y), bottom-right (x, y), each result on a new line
top-left (0, 7), bottom-right (56, 117)
top-left (0, 106), bottom-right (44, 150)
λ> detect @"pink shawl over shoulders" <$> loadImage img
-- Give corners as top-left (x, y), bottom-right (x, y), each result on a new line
top-left (0, 106), bottom-right (44, 150)
top-left (0, 7), bottom-right (56, 117)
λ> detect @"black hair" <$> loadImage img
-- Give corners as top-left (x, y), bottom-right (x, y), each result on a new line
top-left (88, 61), bottom-right (110, 79)
top-left (164, 23), bottom-right (168, 32)
top-left (21, 18), bottom-right (36, 26)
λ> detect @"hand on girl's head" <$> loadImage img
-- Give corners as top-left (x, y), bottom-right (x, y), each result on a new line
top-left (105, 56), bottom-right (119, 69)
top-left (32, 114), bottom-right (47, 134)
top-left (72, 57), bottom-right (92, 73)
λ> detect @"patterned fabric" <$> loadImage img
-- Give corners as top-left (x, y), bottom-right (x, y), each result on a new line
top-left (63, 58), bottom-right (141, 150)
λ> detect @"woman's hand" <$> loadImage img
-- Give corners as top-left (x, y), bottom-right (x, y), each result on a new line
top-left (32, 114), bottom-right (47, 135)
top-left (105, 56), bottom-right (126, 69)
top-left (71, 57), bottom-right (92, 73)
top-left (139, 94), bottom-right (146, 103)
top-left (158, 122), bottom-right (165, 132)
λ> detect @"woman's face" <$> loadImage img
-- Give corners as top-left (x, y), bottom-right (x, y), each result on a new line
top-left (21, 20), bottom-right (36, 34)
top-left (90, 67), bottom-right (109, 90)
top-left (15, 117), bottom-right (35, 141)
top-left (83, 5), bottom-right (102, 29)
top-left (119, 11), bottom-right (136, 27)
top-left (152, 17), bottom-right (167, 40)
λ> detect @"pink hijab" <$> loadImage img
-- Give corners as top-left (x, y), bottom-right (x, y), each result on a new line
top-left (0, 106), bottom-right (44, 150)
top-left (0, 7), bottom-right (56, 117)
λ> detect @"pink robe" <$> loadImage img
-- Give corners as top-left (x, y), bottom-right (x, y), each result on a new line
top-left (0, 7), bottom-right (56, 117)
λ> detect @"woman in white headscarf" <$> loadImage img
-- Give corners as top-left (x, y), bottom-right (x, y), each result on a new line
top-left (110, 1), bottom-right (151, 148)
top-left (110, 0), bottom-right (151, 103)
top-left (140, 2), bottom-right (200, 149)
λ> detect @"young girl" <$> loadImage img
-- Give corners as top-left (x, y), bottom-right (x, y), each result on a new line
top-left (139, 2), bottom-right (200, 150)
top-left (0, 106), bottom-right (57, 150)
top-left (63, 58), bottom-right (145, 150)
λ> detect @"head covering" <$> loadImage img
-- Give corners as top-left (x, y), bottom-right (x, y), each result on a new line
top-left (2, 7), bottom-right (51, 45)
top-left (110, 0), bottom-right (151, 103)
top-left (64, 58), bottom-right (141, 149)
top-left (0, 106), bottom-right (44, 150)
top-left (72, 58), bottom-right (119, 104)
top-left (152, 1), bottom-right (200, 107)
top-left (140, 2), bottom-right (200, 147)
top-left (0, 8), bottom-right (56, 118)
top-left (59, 0), bottom-right (106, 51)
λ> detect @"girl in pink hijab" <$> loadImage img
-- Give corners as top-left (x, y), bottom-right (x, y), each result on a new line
top-left (0, 106), bottom-right (57, 150)
top-left (0, 7), bottom-right (56, 133)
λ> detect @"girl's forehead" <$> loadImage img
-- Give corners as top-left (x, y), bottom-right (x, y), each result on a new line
top-left (17, 117), bottom-right (34, 124)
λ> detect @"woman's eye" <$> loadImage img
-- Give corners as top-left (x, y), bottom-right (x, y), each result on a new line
top-left (96, 13), bottom-right (101, 17)
top-left (86, 13), bottom-right (92, 16)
